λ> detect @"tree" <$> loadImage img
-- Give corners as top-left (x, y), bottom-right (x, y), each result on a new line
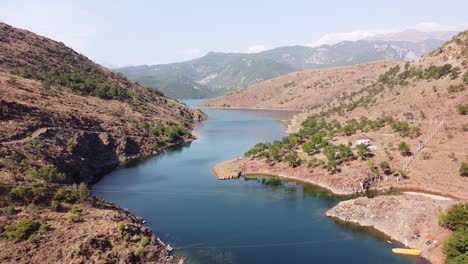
top-left (356, 143), bottom-right (370, 160)
top-left (398, 142), bottom-right (411, 156)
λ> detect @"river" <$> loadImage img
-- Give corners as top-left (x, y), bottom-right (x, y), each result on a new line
top-left (93, 99), bottom-right (423, 264)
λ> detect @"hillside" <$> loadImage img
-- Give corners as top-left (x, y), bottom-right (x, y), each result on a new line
top-left (0, 22), bottom-right (205, 263)
top-left (199, 60), bottom-right (399, 110)
top-left (117, 32), bottom-right (454, 99)
top-left (211, 31), bottom-right (468, 263)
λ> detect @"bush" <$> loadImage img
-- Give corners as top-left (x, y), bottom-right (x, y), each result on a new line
top-left (27, 166), bottom-right (66, 183)
top-left (461, 163), bottom-right (468, 177)
top-left (50, 200), bottom-right (61, 211)
top-left (135, 248), bottom-right (145, 257)
top-left (54, 183), bottom-right (91, 204)
top-left (140, 236), bottom-right (151, 247)
top-left (119, 223), bottom-right (126, 233)
top-left (457, 104), bottom-right (468, 115)
top-left (379, 161), bottom-right (391, 175)
top-left (356, 143), bottom-right (370, 160)
top-left (398, 142), bottom-right (411, 156)
top-left (284, 151), bottom-right (301, 168)
top-left (444, 227), bottom-right (468, 260)
top-left (439, 203), bottom-right (468, 262)
top-left (2, 219), bottom-right (40, 242)
top-left (440, 204), bottom-right (468, 231)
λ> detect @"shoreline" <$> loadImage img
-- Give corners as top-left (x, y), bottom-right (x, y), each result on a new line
top-left (211, 157), bottom-right (459, 264)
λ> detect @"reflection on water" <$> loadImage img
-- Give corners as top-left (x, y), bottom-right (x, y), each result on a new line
top-left (93, 100), bottom-right (423, 264)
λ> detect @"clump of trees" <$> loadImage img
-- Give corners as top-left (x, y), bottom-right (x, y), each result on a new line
top-left (439, 204), bottom-right (468, 264)
top-left (26, 165), bottom-right (66, 183)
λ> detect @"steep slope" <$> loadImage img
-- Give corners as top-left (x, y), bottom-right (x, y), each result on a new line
top-left (199, 60), bottom-right (399, 110)
top-left (118, 31), bottom-right (454, 99)
top-left (0, 22), bottom-right (205, 263)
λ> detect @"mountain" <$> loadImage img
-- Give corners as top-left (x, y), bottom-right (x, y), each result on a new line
top-left (0, 22), bottom-right (204, 263)
top-left (118, 52), bottom-right (295, 99)
top-left (117, 30), bottom-right (456, 99)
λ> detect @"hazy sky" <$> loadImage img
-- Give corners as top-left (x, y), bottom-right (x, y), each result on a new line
top-left (1, 0), bottom-right (467, 67)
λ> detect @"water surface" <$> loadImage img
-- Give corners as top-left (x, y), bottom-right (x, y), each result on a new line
top-left (93, 99), bottom-right (423, 264)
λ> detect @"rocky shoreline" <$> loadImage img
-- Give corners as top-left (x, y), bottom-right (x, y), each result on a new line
top-left (211, 157), bottom-right (462, 264)
top-left (326, 194), bottom-right (455, 264)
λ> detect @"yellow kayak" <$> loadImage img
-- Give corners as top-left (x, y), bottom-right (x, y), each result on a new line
top-left (392, 248), bottom-right (422, 256)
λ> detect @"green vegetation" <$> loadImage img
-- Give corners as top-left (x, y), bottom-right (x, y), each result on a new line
top-left (11, 64), bottom-right (133, 101)
top-left (27, 165), bottom-right (66, 183)
top-left (379, 161), bottom-right (392, 175)
top-left (54, 183), bottom-right (91, 204)
top-left (2, 219), bottom-right (40, 242)
top-left (439, 204), bottom-right (468, 263)
top-left (139, 122), bottom-right (191, 143)
top-left (134, 248), bottom-right (145, 257)
top-left (460, 163), bottom-right (468, 177)
top-left (67, 207), bottom-right (83, 223)
top-left (398, 142), bottom-right (411, 156)
top-left (356, 143), bottom-right (370, 160)
top-left (118, 223), bottom-right (126, 233)
top-left (457, 104), bottom-right (468, 115)
top-left (140, 236), bottom-right (151, 247)
top-left (448, 84), bottom-right (465, 94)
top-left (367, 160), bottom-right (380, 178)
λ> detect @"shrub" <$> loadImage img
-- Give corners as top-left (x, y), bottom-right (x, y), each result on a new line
top-left (439, 204), bottom-right (468, 231)
top-left (50, 200), bottom-right (61, 211)
top-left (448, 84), bottom-right (465, 94)
top-left (140, 236), bottom-right (151, 247)
top-left (2, 219), bottom-right (40, 242)
top-left (398, 142), bottom-right (411, 156)
top-left (457, 104), bottom-right (468, 115)
top-left (284, 151), bottom-right (301, 168)
top-left (444, 227), bottom-right (468, 260)
top-left (27, 166), bottom-right (66, 183)
top-left (118, 223), bottom-right (126, 233)
top-left (135, 248), bottom-right (145, 257)
top-left (367, 160), bottom-right (379, 178)
top-left (379, 161), bottom-right (391, 175)
top-left (440, 203), bottom-right (468, 263)
top-left (460, 163), bottom-right (468, 177)
top-left (356, 143), bottom-right (370, 160)
top-left (54, 183), bottom-right (91, 204)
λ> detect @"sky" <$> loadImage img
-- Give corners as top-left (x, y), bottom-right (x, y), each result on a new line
top-left (1, 0), bottom-right (467, 67)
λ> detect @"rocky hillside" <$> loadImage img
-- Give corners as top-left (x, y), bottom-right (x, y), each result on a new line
top-left (0, 22), bottom-right (205, 263)
top-left (199, 60), bottom-right (399, 110)
top-left (118, 31), bottom-right (454, 99)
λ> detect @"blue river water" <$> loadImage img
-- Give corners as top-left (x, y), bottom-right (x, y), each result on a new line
top-left (93, 99), bottom-right (423, 264)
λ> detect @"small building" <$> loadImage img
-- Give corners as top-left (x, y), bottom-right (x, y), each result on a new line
top-left (355, 139), bottom-right (371, 146)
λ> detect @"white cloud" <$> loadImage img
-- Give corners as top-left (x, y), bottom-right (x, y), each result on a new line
top-left (245, 45), bottom-right (268, 53)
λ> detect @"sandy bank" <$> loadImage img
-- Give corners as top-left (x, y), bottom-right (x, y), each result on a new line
top-left (326, 195), bottom-right (456, 264)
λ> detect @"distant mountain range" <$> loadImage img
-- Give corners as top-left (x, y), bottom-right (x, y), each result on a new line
top-left (116, 30), bottom-right (458, 99)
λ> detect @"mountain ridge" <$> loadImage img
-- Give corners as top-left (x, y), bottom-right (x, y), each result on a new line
top-left (117, 30), bottom-right (457, 99)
